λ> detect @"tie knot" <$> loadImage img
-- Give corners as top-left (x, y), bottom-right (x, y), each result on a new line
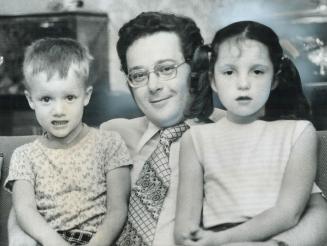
top-left (159, 122), bottom-right (189, 145)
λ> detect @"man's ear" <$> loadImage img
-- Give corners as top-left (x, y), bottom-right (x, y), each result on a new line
top-left (210, 72), bottom-right (218, 93)
top-left (24, 90), bottom-right (35, 110)
top-left (83, 86), bottom-right (93, 106)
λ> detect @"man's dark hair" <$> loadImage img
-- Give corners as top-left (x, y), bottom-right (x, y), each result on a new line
top-left (117, 11), bottom-right (204, 74)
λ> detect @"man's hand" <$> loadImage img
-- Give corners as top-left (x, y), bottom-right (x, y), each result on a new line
top-left (221, 242), bottom-right (280, 246)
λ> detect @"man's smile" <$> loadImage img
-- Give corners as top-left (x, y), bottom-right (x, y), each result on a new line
top-left (149, 95), bottom-right (173, 104)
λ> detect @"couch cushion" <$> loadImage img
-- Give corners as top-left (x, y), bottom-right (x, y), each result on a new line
top-left (317, 131), bottom-right (327, 196)
top-left (0, 135), bottom-right (36, 246)
top-left (0, 153), bottom-right (3, 180)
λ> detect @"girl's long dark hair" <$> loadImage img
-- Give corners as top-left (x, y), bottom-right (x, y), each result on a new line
top-left (187, 21), bottom-right (311, 121)
top-left (186, 44), bottom-right (214, 122)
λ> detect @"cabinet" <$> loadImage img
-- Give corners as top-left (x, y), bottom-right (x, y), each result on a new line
top-left (0, 12), bottom-right (110, 135)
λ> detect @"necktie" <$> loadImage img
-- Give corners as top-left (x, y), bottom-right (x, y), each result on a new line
top-left (116, 122), bottom-right (189, 246)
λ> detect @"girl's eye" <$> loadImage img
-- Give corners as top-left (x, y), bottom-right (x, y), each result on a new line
top-left (66, 95), bottom-right (76, 101)
top-left (253, 69), bottom-right (264, 75)
top-left (223, 70), bottom-right (234, 76)
top-left (41, 97), bottom-right (51, 103)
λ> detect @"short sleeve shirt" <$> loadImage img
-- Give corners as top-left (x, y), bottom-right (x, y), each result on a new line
top-left (5, 127), bottom-right (132, 232)
top-left (190, 119), bottom-right (319, 227)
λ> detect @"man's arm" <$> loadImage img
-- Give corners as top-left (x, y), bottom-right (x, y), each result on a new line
top-left (272, 193), bottom-right (327, 246)
top-left (216, 194), bottom-right (327, 246)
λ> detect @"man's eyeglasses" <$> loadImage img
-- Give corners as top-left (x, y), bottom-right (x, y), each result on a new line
top-left (127, 60), bottom-right (187, 88)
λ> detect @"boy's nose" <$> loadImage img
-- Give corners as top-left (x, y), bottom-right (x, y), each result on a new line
top-left (147, 72), bottom-right (163, 93)
top-left (52, 101), bottom-right (65, 116)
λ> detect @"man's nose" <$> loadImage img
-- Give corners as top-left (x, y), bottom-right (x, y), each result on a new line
top-left (147, 72), bottom-right (163, 93)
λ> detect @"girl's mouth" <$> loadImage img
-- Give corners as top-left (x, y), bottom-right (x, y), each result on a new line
top-left (236, 96), bottom-right (252, 101)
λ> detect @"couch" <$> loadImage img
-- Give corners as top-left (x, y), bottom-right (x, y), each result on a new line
top-left (1, 132), bottom-right (327, 245)
top-left (0, 136), bottom-right (36, 246)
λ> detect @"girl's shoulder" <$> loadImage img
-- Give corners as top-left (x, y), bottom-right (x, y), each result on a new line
top-left (190, 120), bottom-right (218, 134)
top-left (267, 119), bottom-right (314, 131)
top-left (266, 120), bottom-right (315, 144)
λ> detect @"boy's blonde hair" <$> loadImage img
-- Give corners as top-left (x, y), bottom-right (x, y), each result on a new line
top-left (23, 37), bottom-right (93, 89)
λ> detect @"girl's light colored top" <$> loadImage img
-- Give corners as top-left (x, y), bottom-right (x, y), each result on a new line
top-left (5, 127), bottom-right (132, 232)
top-left (190, 118), bottom-right (320, 228)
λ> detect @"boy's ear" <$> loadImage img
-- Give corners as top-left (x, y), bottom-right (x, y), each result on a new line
top-left (210, 72), bottom-right (218, 93)
top-left (24, 90), bottom-right (35, 110)
top-left (83, 86), bottom-right (93, 106)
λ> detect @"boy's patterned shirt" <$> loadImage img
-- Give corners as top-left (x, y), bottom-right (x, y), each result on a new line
top-left (5, 127), bottom-right (132, 232)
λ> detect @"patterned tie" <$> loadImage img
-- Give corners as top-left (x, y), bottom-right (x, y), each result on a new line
top-left (116, 122), bottom-right (189, 246)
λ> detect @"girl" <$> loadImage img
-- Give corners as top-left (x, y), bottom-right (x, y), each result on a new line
top-left (175, 21), bottom-right (320, 246)
top-left (4, 38), bottom-right (132, 246)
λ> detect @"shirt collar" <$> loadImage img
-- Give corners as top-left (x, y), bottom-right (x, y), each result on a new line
top-left (136, 120), bottom-right (160, 152)
top-left (136, 118), bottom-right (197, 152)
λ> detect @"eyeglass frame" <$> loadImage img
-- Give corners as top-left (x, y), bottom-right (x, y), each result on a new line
top-left (126, 59), bottom-right (187, 88)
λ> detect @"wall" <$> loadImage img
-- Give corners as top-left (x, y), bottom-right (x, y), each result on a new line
top-left (0, 0), bottom-right (319, 92)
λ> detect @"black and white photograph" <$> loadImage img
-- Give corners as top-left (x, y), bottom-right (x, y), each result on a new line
top-left (0, 0), bottom-right (327, 245)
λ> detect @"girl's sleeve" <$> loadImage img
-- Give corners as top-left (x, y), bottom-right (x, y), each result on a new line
top-left (4, 146), bottom-right (35, 192)
top-left (292, 121), bottom-right (321, 194)
top-left (102, 130), bottom-right (133, 174)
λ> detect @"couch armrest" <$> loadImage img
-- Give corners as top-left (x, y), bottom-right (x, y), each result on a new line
top-left (0, 153), bottom-right (3, 183)
top-left (0, 135), bottom-right (37, 246)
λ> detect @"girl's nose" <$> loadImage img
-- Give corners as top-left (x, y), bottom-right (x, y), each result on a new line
top-left (147, 72), bottom-right (163, 93)
top-left (237, 75), bottom-right (251, 90)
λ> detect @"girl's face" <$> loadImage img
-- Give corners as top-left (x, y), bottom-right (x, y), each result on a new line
top-left (212, 38), bottom-right (274, 123)
top-left (25, 65), bottom-right (92, 143)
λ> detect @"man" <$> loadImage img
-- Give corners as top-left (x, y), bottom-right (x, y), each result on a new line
top-left (9, 11), bottom-right (327, 246)
top-left (103, 12), bottom-right (327, 246)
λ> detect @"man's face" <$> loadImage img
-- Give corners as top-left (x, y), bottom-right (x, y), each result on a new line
top-left (126, 32), bottom-right (192, 128)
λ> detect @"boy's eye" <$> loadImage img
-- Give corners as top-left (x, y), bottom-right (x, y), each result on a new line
top-left (41, 97), bottom-right (51, 103)
top-left (66, 95), bottom-right (76, 101)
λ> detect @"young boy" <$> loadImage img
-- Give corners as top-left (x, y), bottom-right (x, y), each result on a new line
top-left (4, 38), bottom-right (131, 245)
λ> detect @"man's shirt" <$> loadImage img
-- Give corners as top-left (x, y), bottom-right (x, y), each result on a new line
top-left (101, 108), bottom-right (225, 246)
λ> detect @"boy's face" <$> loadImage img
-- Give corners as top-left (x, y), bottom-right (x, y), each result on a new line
top-left (25, 66), bottom-right (92, 142)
